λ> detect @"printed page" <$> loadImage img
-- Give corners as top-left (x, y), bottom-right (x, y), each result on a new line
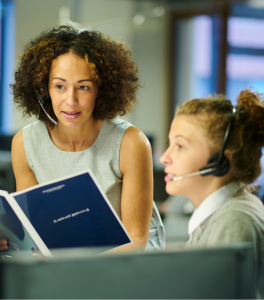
top-left (0, 191), bottom-right (37, 256)
top-left (1, 190), bottom-right (52, 257)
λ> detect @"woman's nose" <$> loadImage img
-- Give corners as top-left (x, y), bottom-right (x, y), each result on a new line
top-left (160, 148), bottom-right (171, 166)
top-left (66, 88), bottom-right (78, 106)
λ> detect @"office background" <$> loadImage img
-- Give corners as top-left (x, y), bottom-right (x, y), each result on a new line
top-left (1, 0), bottom-right (264, 151)
top-left (0, 0), bottom-right (264, 241)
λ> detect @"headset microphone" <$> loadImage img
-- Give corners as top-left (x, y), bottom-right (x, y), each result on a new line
top-left (35, 89), bottom-right (58, 125)
top-left (169, 168), bottom-right (217, 181)
top-left (169, 106), bottom-right (236, 181)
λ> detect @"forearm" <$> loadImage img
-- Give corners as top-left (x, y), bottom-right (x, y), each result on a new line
top-left (105, 236), bottom-right (148, 254)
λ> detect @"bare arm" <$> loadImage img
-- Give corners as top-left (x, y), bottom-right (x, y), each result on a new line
top-left (11, 130), bottom-right (39, 191)
top-left (0, 131), bottom-right (39, 250)
top-left (109, 126), bottom-right (153, 253)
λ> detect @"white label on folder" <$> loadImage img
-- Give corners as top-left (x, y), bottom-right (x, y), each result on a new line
top-left (42, 184), bottom-right (65, 193)
top-left (53, 208), bottom-right (90, 223)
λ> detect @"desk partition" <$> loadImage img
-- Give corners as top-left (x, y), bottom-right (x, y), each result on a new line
top-left (0, 244), bottom-right (256, 299)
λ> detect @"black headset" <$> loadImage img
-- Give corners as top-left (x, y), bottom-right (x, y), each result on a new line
top-left (199, 106), bottom-right (236, 177)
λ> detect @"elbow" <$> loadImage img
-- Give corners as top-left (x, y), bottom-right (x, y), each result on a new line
top-left (130, 234), bottom-right (149, 249)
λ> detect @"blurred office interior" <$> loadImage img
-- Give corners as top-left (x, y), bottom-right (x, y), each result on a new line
top-left (0, 0), bottom-right (264, 243)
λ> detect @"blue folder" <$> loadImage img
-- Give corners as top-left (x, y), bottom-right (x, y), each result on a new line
top-left (0, 170), bottom-right (132, 256)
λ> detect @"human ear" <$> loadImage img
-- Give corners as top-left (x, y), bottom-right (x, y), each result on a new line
top-left (224, 149), bottom-right (233, 162)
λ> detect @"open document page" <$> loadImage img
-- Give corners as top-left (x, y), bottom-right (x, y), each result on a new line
top-left (0, 170), bottom-right (132, 256)
top-left (0, 191), bottom-right (38, 257)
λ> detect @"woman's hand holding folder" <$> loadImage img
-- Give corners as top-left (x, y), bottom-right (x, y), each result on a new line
top-left (0, 239), bottom-right (9, 250)
top-left (0, 228), bottom-right (10, 250)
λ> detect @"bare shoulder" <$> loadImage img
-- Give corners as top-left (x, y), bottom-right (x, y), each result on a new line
top-left (12, 130), bottom-right (38, 191)
top-left (11, 130), bottom-right (26, 163)
top-left (12, 130), bottom-right (24, 151)
top-left (11, 129), bottom-right (29, 172)
top-left (121, 126), bottom-right (151, 151)
top-left (120, 126), bottom-right (152, 175)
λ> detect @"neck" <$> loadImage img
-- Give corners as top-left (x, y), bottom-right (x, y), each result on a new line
top-left (49, 117), bottom-right (103, 152)
top-left (188, 176), bottom-right (231, 208)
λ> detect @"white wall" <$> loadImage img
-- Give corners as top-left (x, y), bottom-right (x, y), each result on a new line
top-left (131, 8), bottom-right (169, 153)
top-left (12, 0), bottom-right (169, 152)
top-left (13, 0), bottom-right (70, 132)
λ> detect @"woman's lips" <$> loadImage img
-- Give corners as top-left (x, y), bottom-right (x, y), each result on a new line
top-left (62, 111), bottom-right (81, 120)
top-left (164, 173), bottom-right (176, 182)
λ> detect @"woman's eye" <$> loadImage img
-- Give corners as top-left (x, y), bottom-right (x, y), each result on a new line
top-left (56, 84), bottom-right (64, 90)
top-left (176, 144), bottom-right (183, 150)
top-left (79, 86), bottom-right (90, 91)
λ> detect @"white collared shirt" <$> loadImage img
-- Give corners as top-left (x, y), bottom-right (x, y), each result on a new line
top-left (188, 181), bottom-right (241, 239)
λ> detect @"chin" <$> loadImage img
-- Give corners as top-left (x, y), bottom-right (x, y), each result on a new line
top-left (165, 182), bottom-right (188, 197)
top-left (58, 118), bottom-right (82, 127)
top-left (165, 183), bottom-right (179, 196)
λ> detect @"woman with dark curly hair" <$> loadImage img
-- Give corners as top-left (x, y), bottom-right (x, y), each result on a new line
top-left (0, 26), bottom-right (164, 252)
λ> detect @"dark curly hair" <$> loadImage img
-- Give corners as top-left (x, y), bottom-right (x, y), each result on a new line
top-left (11, 25), bottom-right (139, 128)
top-left (176, 89), bottom-right (264, 185)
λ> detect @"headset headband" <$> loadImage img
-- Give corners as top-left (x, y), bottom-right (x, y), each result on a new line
top-left (218, 106), bottom-right (236, 163)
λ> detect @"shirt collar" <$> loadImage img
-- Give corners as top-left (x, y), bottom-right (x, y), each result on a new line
top-left (188, 181), bottom-right (241, 235)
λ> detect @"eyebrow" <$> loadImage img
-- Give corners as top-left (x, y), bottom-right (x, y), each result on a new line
top-left (168, 134), bottom-right (190, 143)
top-left (52, 77), bottom-right (93, 83)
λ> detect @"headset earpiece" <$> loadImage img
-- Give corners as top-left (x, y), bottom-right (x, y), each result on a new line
top-left (199, 153), bottom-right (230, 177)
top-left (199, 106), bottom-right (236, 178)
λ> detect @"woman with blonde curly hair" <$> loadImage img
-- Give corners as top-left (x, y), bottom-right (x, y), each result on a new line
top-left (0, 26), bottom-right (164, 252)
top-left (160, 89), bottom-right (264, 294)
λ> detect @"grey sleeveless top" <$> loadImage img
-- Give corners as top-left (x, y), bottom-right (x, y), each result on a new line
top-left (23, 118), bottom-right (165, 251)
